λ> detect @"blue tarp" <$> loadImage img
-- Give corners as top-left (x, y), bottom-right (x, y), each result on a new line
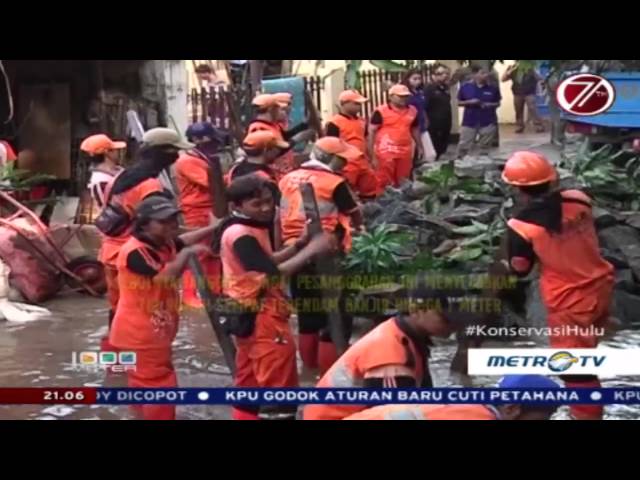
top-left (562, 113), bottom-right (640, 128)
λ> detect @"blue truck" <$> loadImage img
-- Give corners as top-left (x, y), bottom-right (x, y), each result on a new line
top-left (560, 71), bottom-right (640, 149)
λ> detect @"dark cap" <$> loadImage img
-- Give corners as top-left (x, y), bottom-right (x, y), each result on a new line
top-left (135, 196), bottom-right (181, 221)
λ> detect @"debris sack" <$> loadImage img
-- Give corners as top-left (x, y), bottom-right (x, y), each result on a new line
top-left (0, 219), bottom-right (63, 303)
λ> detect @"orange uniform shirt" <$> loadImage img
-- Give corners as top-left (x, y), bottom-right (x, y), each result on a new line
top-left (109, 235), bottom-right (180, 350)
top-left (175, 152), bottom-right (213, 227)
top-left (303, 318), bottom-right (426, 420)
top-left (98, 178), bottom-right (164, 266)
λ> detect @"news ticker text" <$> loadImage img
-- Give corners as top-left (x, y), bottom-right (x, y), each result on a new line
top-left (2, 388), bottom-right (640, 405)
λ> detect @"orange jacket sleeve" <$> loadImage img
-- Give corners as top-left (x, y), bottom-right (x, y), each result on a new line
top-left (358, 338), bottom-right (413, 376)
top-left (121, 178), bottom-right (164, 215)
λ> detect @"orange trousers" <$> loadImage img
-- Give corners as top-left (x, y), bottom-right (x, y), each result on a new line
top-left (127, 347), bottom-right (178, 420)
top-left (232, 300), bottom-right (298, 420)
top-left (343, 155), bottom-right (381, 199)
top-left (234, 301), bottom-right (298, 390)
top-left (376, 152), bottom-right (413, 188)
top-left (547, 282), bottom-right (613, 420)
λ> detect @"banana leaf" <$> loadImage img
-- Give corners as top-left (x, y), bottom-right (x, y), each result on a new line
top-left (452, 220), bottom-right (489, 236)
top-left (455, 179), bottom-right (491, 194)
top-left (447, 247), bottom-right (484, 262)
top-left (460, 233), bottom-right (491, 247)
top-left (478, 255), bottom-right (494, 265)
top-left (584, 144), bottom-right (612, 171)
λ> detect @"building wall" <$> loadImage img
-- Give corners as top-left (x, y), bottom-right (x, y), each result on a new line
top-left (162, 60), bottom-right (189, 137)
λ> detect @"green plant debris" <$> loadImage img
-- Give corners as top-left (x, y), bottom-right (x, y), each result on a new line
top-left (0, 163), bottom-right (56, 191)
top-left (420, 163), bottom-right (492, 214)
top-left (343, 224), bottom-right (410, 276)
top-left (560, 140), bottom-right (640, 209)
top-left (446, 218), bottom-right (506, 266)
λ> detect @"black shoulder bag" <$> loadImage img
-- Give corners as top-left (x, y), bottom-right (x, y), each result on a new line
top-left (94, 171), bottom-right (133, 236)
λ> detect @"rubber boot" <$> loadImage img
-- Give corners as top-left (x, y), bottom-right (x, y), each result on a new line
top-left (298, 333), bottom-right (319, 369)
top-left (318, 341), bottom-right (339, 375)
top-left (232, 407), bottom-right (259, 420)
top-left (565, 379), bottom-right (604, 420)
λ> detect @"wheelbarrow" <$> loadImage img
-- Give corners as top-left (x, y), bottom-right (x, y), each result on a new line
top-left (0, 191), bottom-right (106, 297)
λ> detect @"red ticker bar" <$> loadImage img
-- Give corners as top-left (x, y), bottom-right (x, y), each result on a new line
top-left (0, 388), bottom-right (96, 404)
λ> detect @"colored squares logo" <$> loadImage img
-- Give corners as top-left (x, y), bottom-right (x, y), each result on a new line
top-left (119, 352), bottom-right (137, 365)
top-left (100, 352), bottom-right (117, 365)
top-left (80, 352), bottom-right (98, 365)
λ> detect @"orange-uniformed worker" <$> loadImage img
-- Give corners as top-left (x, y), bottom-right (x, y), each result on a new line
top-left (226, 130), bottom-right (287, 188)
top-left (368, 84), bottom-right (423, 188)
top-left (344, 375), bottom-right (562, 420)
top-left (325, 90), bottom-right (380, 200)
top-left (109, 196), bottom-right (219, 420)
top-left (214, 174), bottom-right (338, 420)
top-left (501, 151), bottom-right (614, 420)
top-left (174, 122), bottom-right (225, 308)
top-left (303, 274), bottom-right (460, 421)
top-left (273, 91), bottom-right (314, 145)
top-left (279, 137), bottom-right (364, 373)
top-left (227, 130), bottom-right (291, 250)
top-left (80, 134), bottom-right (125, 220)
top-left (97, 128), bottom-right (193, 352)
top-left (248, 93), bottom-right (313, 181)
top-left (248, 94), bottom-right (292, 181)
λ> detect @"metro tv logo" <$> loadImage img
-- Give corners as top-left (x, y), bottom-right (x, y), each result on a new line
top-left (487, 351), bottom-right (605, 373)
top-left (467, 348), bottom-right (640, 376)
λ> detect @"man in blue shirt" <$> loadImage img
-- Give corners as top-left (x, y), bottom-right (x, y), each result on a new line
top-left (457, 66), bottom-right (502, 158)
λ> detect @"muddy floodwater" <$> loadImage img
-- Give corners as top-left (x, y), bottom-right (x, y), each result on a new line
top-left (1, 291), bottom-right (639, 420)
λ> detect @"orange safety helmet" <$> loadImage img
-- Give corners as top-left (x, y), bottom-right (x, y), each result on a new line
top-left (501, 151), bottom-right (557, 186)
top-left (80, 134), bottom-right (126, 156)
